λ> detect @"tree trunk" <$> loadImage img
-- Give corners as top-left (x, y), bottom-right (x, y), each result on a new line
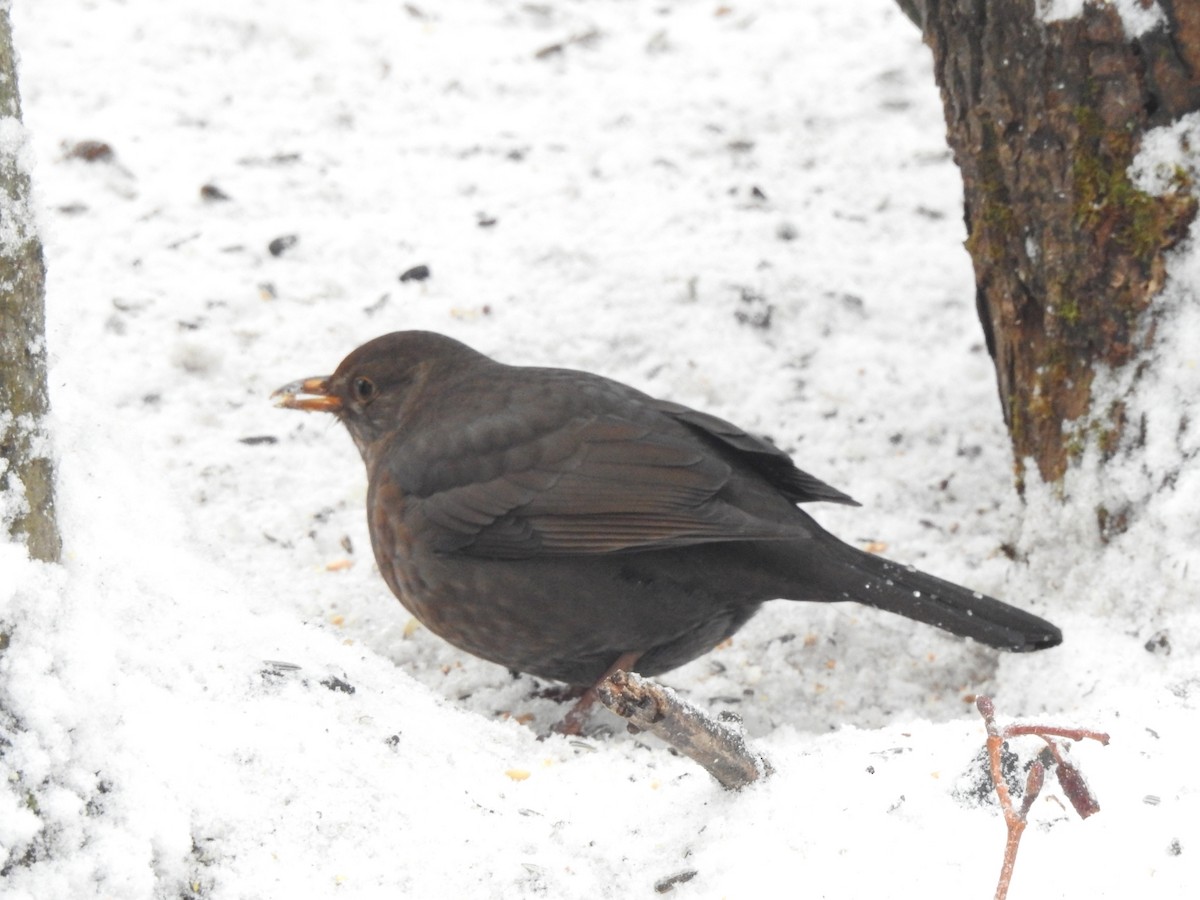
top-left (899, 0), bottom-right (1199, 493)
top-left (0, 5), bottom-right (60, 563)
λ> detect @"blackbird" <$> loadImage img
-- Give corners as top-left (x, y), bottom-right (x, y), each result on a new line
top-left (273, 331), bottom-right (1061, 689)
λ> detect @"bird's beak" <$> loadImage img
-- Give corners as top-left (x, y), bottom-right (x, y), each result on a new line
top-left (271, 376), bottom-right (342, 413)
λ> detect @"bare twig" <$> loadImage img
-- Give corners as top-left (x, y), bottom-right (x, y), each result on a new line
top-left (1001, 723), bottom-right (1111, 745)
top-left (1043, 741), bottom-right (1102, 820)
top-left (975, 696), bottom-right (1109, 900)
top-left (597, 670), bottom-right (770, 790)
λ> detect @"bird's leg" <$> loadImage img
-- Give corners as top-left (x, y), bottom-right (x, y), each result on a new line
top-left (551, 650), bottom-right (643, 737)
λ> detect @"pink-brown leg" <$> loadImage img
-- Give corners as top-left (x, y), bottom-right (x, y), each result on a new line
top-left (551, 651), bottom-right (643, 736)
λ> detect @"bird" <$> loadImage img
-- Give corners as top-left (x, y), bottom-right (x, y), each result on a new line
top-left (273, 331), bottom-right (1061, 703)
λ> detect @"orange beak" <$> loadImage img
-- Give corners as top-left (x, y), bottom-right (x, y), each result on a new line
top-left (271, 376), bottom-right (342, 413)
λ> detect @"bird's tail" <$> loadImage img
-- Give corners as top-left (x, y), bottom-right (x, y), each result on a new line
top-left (803, 537), bottom-right (1061, 652)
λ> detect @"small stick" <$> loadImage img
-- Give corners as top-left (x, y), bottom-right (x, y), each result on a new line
top-left (975, 696), bottom-right (1109, 900)
top-left (1002, 723), bottom-right (1110, 745)
top-left (979, 698), bottom-right (1026, 900)
top-left (597, 670), bottom-right (770, 790)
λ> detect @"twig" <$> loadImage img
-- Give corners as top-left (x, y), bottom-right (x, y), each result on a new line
top-left (975, 696), bottom-right (1109, 900)
top-left (597, 670), bottom-right (770, 790)
top-left (1001, 723), bottom-right (1111, 745)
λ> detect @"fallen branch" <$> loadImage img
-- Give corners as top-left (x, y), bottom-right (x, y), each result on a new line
top-left (976, 696), bottom-right (1109, 900)
top-left (597, 670), bottom-right (770, 790)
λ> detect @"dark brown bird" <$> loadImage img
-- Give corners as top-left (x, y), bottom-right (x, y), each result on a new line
top-left (273, 331), bottom-right (1060, 692)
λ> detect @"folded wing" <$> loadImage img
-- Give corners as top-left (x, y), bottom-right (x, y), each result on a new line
top-left (403, 412), bottom-right (811, 558)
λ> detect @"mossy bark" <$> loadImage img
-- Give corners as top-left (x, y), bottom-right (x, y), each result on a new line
top-left (899, 0), bottom-right (1199, 489)
top-left (0, 6), bottom-right (60, 562)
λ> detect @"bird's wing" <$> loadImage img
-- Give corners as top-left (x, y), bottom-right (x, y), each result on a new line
top-left (653, 401), bottom-right (859, 507)
top-left (395, 411), bottom-right (810, 559)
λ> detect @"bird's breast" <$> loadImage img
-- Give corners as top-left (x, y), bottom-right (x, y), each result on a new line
top-left (367, 475), bottom-right (430, 617)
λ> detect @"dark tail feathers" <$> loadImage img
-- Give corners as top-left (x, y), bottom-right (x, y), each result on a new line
top-left (817, 541), bottom-right (1061, 652)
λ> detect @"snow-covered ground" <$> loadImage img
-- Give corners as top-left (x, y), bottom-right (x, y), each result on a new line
top-left (2, 1), bottom-right (1196, 896)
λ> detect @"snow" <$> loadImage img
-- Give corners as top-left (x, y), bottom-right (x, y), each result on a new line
top-left (1039, 0), bottom-right (1166, 36)
top-left (2, 0), bottom-right (1198, 897)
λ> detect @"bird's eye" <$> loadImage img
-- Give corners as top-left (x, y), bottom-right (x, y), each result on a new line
top-left (353, 377), bottom-right (377, 403)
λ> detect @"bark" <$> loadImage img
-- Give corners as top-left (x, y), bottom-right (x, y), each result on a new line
top-left (900, 0), bottom-right (1200, 489)
top-left (0, 5), bottom-right (59, 562)
top-left (596, 669), bottom-right (770, 790)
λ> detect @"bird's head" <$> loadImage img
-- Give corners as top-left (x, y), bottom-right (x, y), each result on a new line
top-left (272, 330), bottom-right (485, 464)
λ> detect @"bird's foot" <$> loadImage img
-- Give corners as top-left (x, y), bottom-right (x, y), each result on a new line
top-left (548, 650), bottom-right (642, 737)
